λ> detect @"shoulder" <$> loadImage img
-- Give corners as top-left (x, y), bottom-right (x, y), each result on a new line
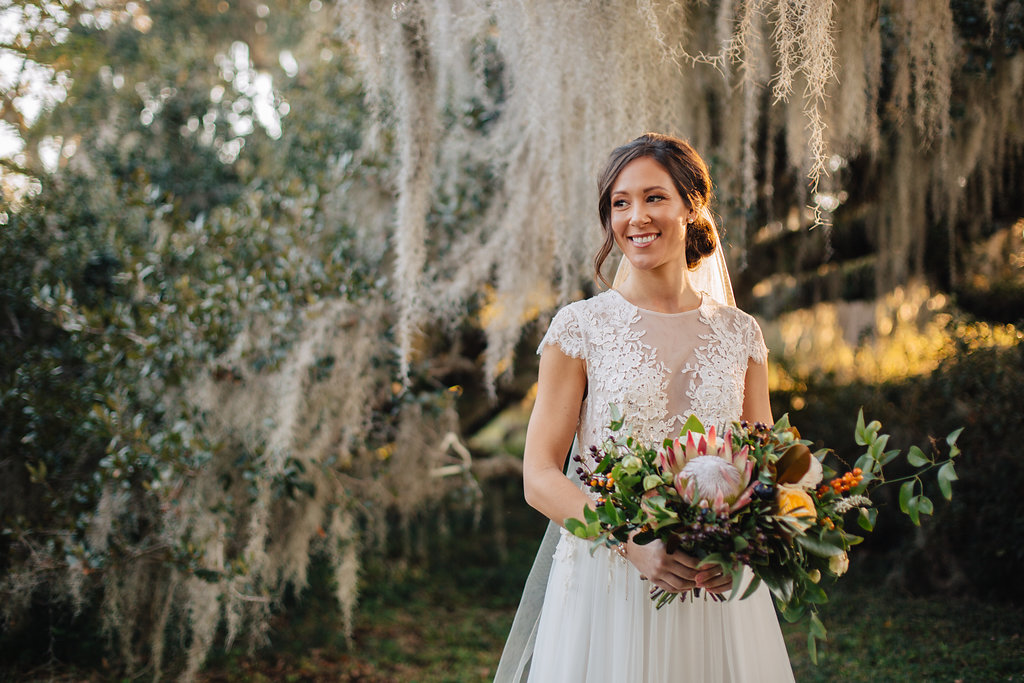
top-left (701, 298), bottom-right (768, 362)
top-left (551, 289), bottom-right (626, 322)
top-left (537, 290), bottom-right (626, 358)
top-left (701, 297), bottom-right (759, 327)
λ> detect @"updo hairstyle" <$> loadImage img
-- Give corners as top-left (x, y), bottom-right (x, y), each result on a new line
top-left (594, 133), bottom-right (718, 287)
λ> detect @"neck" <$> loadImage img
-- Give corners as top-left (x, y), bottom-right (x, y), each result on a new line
top-left (616, 266), bottom-right (701, 314)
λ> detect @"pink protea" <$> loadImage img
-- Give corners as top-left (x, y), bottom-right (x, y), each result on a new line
top-left (657, 426), bottom-right (756, 516)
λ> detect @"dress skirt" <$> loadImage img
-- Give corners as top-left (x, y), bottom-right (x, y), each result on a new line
top-left (526, 528), bottom-right (796, 683)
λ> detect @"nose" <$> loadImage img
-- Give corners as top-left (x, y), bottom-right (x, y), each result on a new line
top-left (629, 204), bottom-right (650, 227)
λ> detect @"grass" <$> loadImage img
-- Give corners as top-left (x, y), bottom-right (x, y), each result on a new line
top-left (783, 564), bottom-right (1024, 682)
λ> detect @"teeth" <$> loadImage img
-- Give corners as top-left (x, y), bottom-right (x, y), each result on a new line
top-left (631, 234), bottom-right (657, 245)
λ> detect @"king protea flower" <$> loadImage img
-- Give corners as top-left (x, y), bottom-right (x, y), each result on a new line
top-left (657, 426), bottom-right (756, 516)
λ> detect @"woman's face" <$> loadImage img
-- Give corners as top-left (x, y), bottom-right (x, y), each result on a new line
top-left (609, 156), bottom-right (694, 274)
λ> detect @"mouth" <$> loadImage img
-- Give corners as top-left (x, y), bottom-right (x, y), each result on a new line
top-left (628, 233), bottom-right (659, 246)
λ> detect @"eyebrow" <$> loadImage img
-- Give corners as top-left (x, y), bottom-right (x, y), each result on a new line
top-left (611, 185), bottom-right (671, 196)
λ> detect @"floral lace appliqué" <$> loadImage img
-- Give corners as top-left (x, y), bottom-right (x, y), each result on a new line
top-left (682, 305), bottom-right (760, 429)
top-left (575, 293), bottom-right (674, 450)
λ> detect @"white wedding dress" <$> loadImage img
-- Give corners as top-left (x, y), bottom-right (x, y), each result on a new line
top-left (496, 288), bottom-right (795, 683)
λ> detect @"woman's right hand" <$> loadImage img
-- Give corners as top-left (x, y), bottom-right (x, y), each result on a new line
top-left (624, 537), bottom-right (702, 594)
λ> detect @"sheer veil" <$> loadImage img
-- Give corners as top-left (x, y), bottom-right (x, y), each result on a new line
top-left (493, 219), bottom-right (736, 683)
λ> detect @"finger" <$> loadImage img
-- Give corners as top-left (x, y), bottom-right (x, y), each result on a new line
top-left (654, 570), bottom-right (697, 593)
top-left (669, 551), bottom-right (703, 570)
top-left (701, 574), bottom-right (735, 594)
top-left (693, 567), bottom-right (724, 584)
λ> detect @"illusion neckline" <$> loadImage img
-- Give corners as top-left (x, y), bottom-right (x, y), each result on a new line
top-left (608, 288), bottom-right (707, 317)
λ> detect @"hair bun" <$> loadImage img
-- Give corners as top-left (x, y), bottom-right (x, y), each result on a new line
top-left (685, 212), bottom-right (717, 269)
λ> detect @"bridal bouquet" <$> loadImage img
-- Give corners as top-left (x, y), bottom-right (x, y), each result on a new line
top-left (565, 406), bottom-right (962, 660)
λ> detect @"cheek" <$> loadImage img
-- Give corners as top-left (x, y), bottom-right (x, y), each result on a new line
top-left (610, 218), bottom-right (628, 242)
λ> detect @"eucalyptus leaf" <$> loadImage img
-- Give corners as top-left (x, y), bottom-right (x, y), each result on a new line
top-left (937, 461), bottom-right (958, 500)
top-left (809, 611), bottom-right (827, 639)
top-left (906, 445), bottom-right (929, 467)
top-left (857, 506), bottom-right (876, 531)
top-left (917, 495), bottom-right (934, 516)
top-left (854, 408), bottom-right (867, 446)
top-left (899, 479), bottom-right (914, 514)
top-left (907, 496), bottom-right (921, 526)
top-left (807, 632), bottom-right (818, 665)
top-left (565, 518), bottom-right (589, 539)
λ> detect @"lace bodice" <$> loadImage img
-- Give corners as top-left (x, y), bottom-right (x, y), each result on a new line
top-left (538, 289), bottom-right (767, 456)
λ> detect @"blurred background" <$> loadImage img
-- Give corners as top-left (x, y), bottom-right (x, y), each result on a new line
top-left (1, 1), bottom-right (1022, 680)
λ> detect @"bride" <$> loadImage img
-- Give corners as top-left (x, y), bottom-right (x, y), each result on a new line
top-left (495, 133), bottom-right (795, 682)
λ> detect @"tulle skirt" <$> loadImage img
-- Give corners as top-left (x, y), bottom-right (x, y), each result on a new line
top-left (526, 529), bottom-right (795, 683)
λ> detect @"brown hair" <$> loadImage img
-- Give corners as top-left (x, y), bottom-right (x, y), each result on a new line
top-left (594, 133), bottom-right (718, 287)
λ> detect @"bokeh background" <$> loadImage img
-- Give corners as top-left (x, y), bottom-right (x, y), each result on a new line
top-left (2, 1), bottom-right (1023, 680)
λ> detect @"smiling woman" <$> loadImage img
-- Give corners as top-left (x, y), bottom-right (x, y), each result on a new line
top-left (594, 135), bottom-right (719, 299)
top-left (610, 157), bottom-right (693, 270)
top-left (497, 133), bottom-right (791, 683)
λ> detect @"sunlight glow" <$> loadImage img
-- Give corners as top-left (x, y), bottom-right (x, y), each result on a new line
top-left (762, 283), bottom-right (1021, 391)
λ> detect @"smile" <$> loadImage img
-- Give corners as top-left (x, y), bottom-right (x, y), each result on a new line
top-left (629, 233), bottom-right (659, 246)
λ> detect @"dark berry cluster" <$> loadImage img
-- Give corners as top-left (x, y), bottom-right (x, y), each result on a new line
top-left (675, 516), bottom-right (738, 548)
top-left (572, 449), bottom-right (597, 484)
top-left (733, 527), bottom-right (772, 565)
top-left (739, 419), bottom-right (774, 446)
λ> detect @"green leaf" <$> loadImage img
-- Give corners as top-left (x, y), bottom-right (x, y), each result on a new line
top-left (781, 599), bottom-right (806, 623)
top-left (807, 632), bottom-right (818, 665)
top-left (868, 434), bottom-right (890, 461)
top-left (680, 413), bottom-right (705, 435)
top-left (740, 573), bottom-right (762, 600)
top-left (609, 403), bottom-right (623, 431)
top-left (946, 427), bottom-right (964, 452)
top-left (632, 529), bottom-right (656, 545)
top-left (906, 445), bottom-right (929, 467)
top-left (857, 507), bottom-right (877, 532)
top-left (907, 496), bottom-right (921, 526)
top-left (801, 579), bottom-right (829, 605)
top-left (601, 498), bottom-right (621, 524)
top-left (583, 505), bottom-right (598, 524)
top-left (565, 518), bottom-right (589, 539)
top-left (774, 413), bottom-right (792, 432)
top-left (937, 461), bottom-right (958, 500)
top-left (809, 611), bottom-right (827, 639)
top-left (642, 474), bottom-right (663, 491)
top-left (854, 453), bottom-right (874, 473)
top-left (796, 532), bottom-right (846, 558)
top-left (917, 495), bottom-right (934, 517)
top-left (899, 480), bottom-right (915, 514)
top-left (854, 408), bottom-right (867, 446)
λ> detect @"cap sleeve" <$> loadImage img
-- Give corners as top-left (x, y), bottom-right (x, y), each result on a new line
top-left (537, 305), bottom-right (585, 359)
top-left (747, 315), bottom-right (768, 365)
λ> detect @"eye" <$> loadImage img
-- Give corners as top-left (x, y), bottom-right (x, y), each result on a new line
top-left (646, 194), bottom-right (667, 203)
top-left (612, 199), bottom-right (628, 209)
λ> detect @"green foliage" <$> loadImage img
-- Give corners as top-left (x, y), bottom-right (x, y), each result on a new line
top-left (772, 335), bottom-right (1024, 603)
top-left (0, 1), bottom-right (394, 676)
